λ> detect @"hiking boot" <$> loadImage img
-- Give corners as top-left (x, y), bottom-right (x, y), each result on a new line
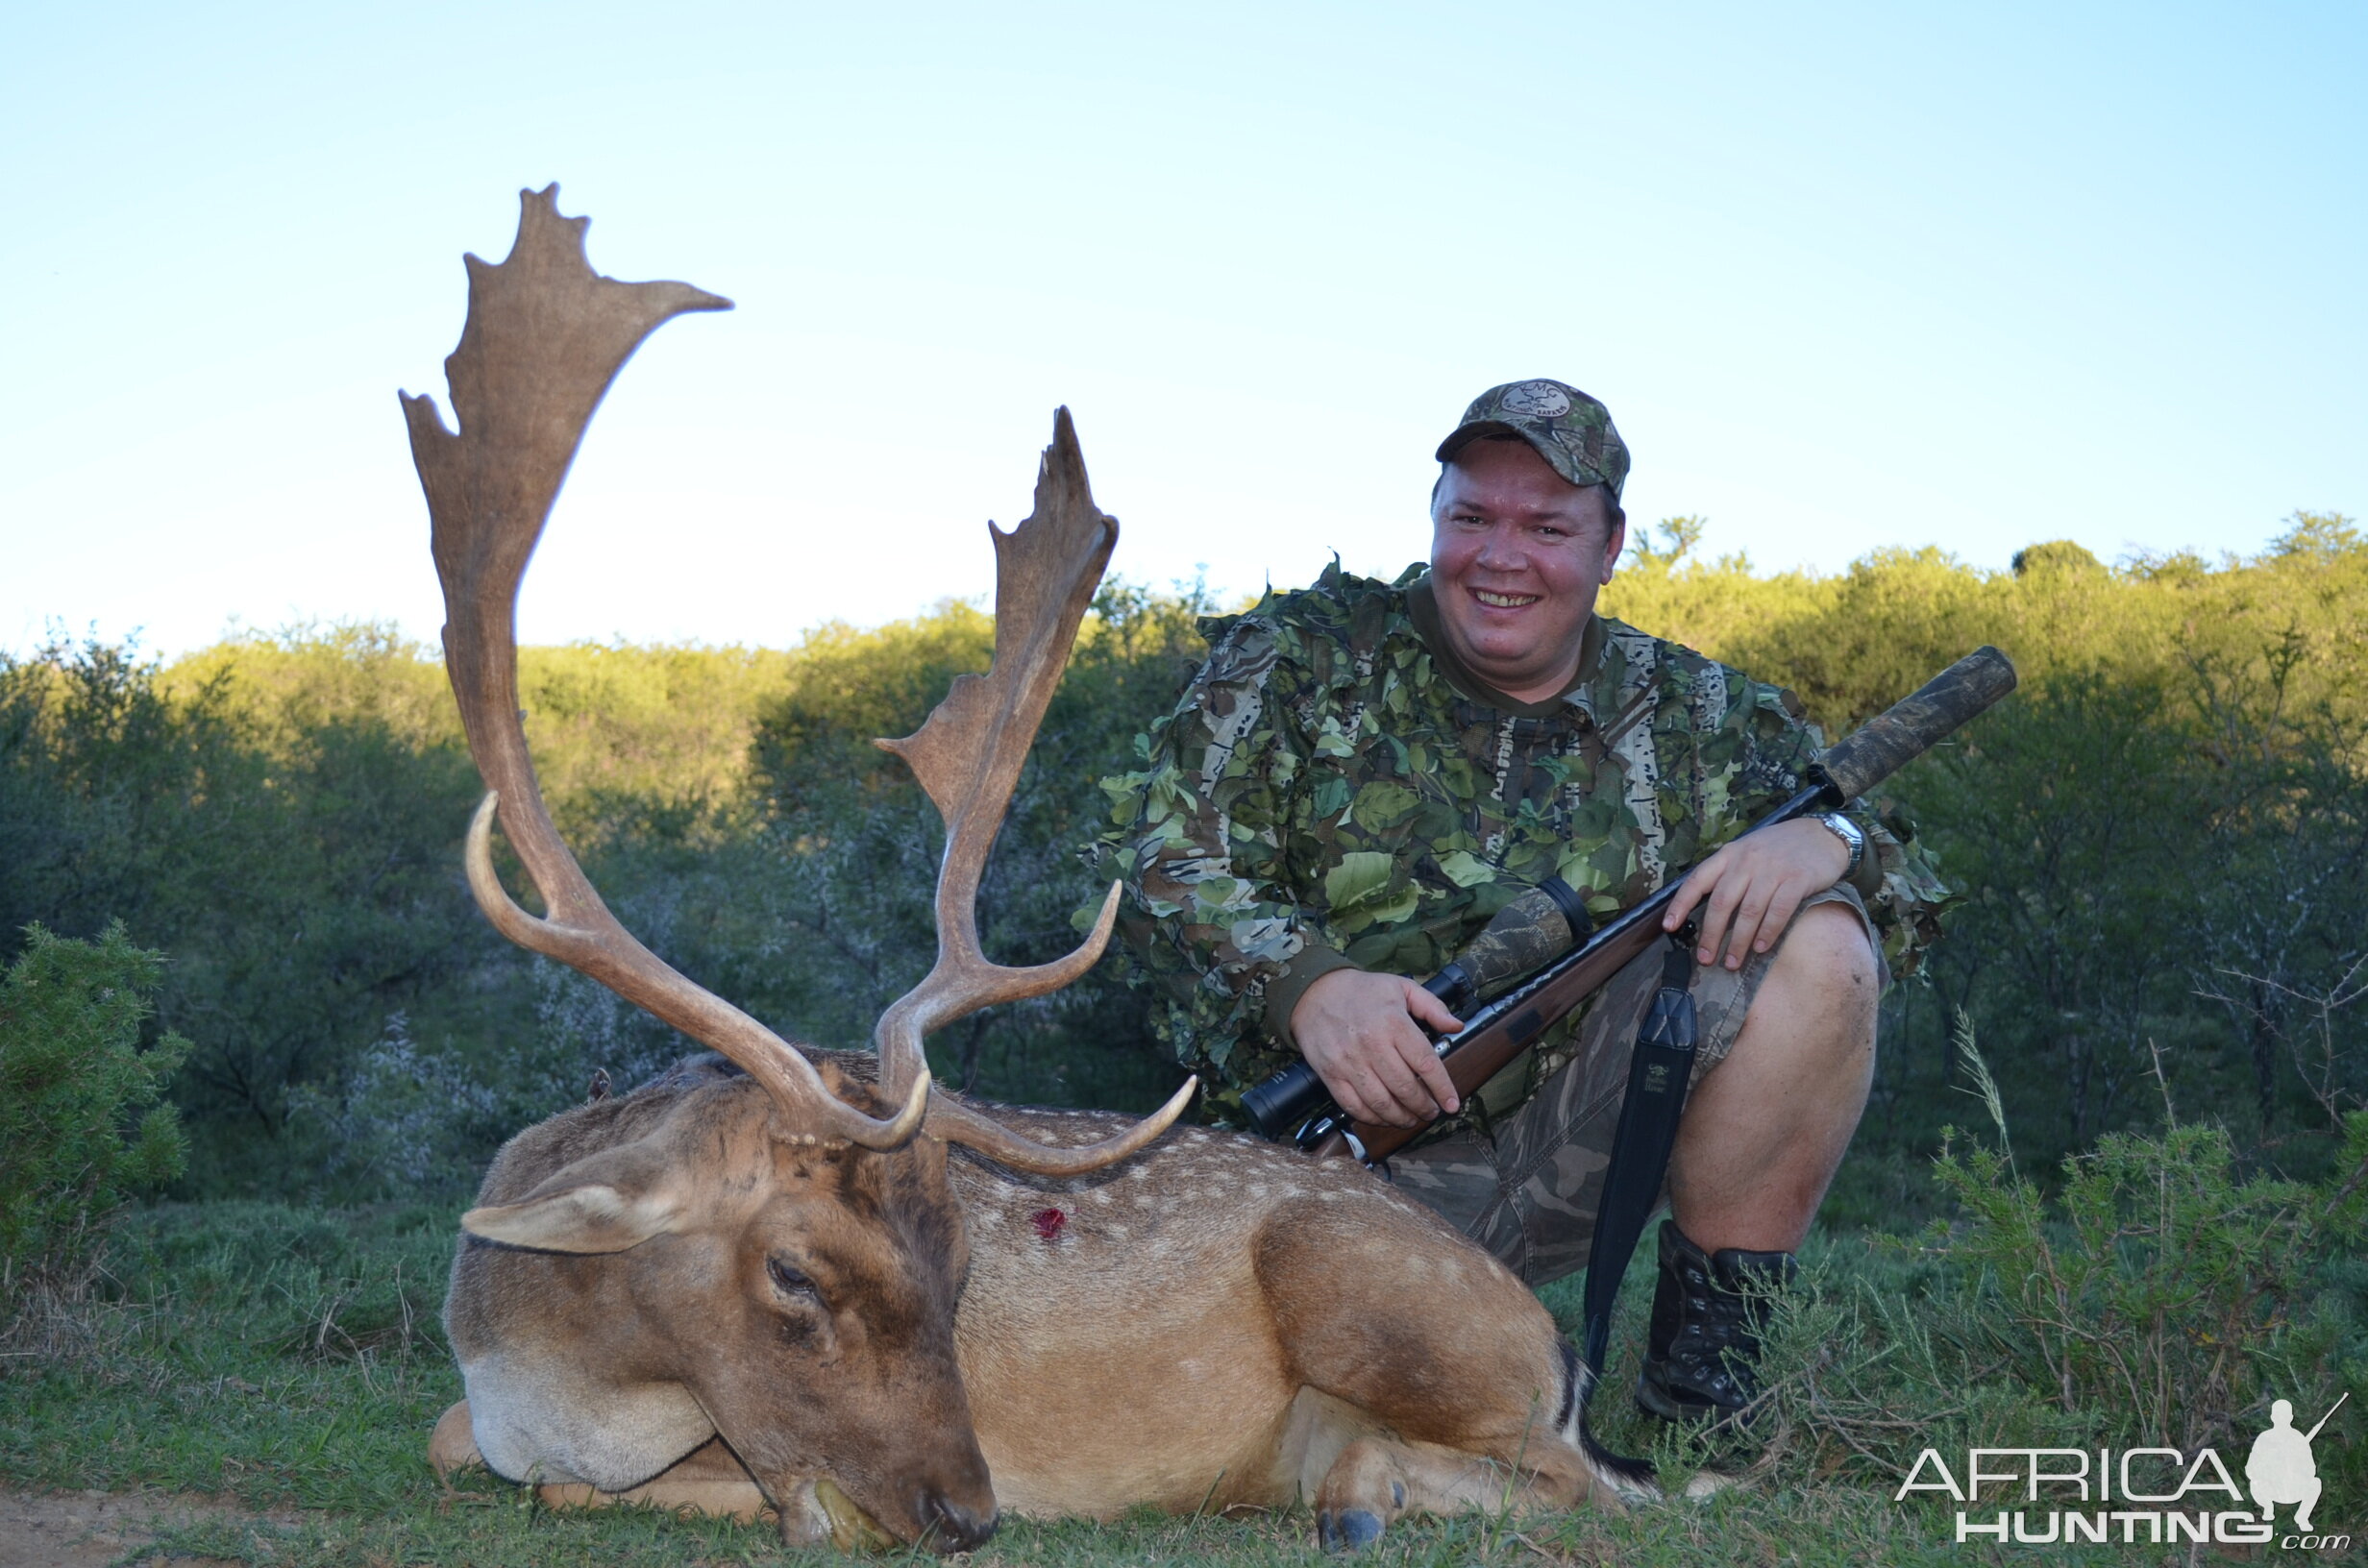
top-left (1633, 1219), bottom-right (1796, 1424)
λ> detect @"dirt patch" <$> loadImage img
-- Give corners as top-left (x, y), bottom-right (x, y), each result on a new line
top-left (0, 1489), bottom-right (293, 1568)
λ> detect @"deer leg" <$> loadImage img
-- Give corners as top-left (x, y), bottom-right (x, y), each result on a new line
top-left (435, 1399), bottom-right (775, 1525)
top-left (1256, 1197), bottom-right (1604, 1503)
top-left (1313, 1435), bottom-right (1575, 1550)
top-left (554, 1436), bottom-right (773, 1524)
top-left (430, 1399), bottom-right (483, 1480)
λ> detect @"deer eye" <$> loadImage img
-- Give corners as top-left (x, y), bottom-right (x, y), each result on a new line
top-left (767, 1258), bottom-right (820, 1301)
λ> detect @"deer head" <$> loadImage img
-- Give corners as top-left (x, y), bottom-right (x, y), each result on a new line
top-left (405, 185), bottom-right (1192, 1551)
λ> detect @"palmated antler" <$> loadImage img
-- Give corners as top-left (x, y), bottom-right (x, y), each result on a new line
top-left (875, 414), bottom-right (1196, 1175)
top-left (402, 184), bottom-right (926, 1148)
top-left (403, 189), bottom-right (1188, 1173)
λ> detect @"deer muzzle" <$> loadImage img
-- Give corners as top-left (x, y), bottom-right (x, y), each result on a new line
top-left (804, 1473), bottom-right (998, 1554)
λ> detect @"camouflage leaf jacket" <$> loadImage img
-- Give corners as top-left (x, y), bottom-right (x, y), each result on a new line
top-left (1085, 563), bottom-right (1949, 1125)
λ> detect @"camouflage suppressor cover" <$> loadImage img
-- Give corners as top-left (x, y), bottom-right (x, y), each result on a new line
top-left (1819, 647), bottom-right (2017, 802)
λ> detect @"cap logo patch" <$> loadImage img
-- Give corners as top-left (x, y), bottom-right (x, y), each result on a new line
top-left (1499, 380), bottom-right (1572, 419)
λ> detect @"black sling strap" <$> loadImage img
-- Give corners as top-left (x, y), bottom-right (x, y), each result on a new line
top-left (1574, 934), bottom-right (1698, 1461)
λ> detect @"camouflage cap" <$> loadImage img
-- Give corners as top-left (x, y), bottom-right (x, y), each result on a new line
top-left (1436, 379), bottom-right (1629, 502)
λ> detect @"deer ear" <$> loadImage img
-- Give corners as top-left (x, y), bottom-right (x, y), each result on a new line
top-left (461, 1141), bottom-right (690, 1254)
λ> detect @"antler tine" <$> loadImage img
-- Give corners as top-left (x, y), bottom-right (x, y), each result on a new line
top-left (924, 1077), bottom-right (1198, 1178)
top-left (405, 185), bottom-right (925, 1152)
top-left (872, 411), bottom-right (1196, 1172)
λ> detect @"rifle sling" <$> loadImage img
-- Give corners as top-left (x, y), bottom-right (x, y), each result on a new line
top-left (1576, 936), bottom-right (1697, 1468)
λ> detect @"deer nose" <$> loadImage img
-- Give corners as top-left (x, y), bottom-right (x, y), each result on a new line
top-left (916, 1488), bottom-right (998, 1553)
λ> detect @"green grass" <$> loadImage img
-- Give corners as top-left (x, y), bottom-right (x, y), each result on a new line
top-left (0, 1201), bottom-right (457, 1514)
top-left (1, 1194), bottom-right (2356, 1565)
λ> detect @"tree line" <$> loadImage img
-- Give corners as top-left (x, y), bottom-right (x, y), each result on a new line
top-left (4, 517), bottom-right (2361, 1209)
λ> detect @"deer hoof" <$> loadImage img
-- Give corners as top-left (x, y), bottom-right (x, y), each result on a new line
top-left (1316, 1507), bottom-right (1385, 1551)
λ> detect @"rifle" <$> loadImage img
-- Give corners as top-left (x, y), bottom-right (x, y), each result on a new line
top-left (1238, 646), bottom-right (2018, 1164)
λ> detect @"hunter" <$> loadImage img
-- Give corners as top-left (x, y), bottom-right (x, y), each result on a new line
top-left (1088, 379), bottom-right (1947, 1423)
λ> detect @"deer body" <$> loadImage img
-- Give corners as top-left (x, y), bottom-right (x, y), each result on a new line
top-left (439, 1056), bottom-right (1613, 1546)
top-left (950, 1100), bottom-right (1583, 1523)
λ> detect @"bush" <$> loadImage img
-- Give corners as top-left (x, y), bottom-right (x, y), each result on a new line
top-left (1929, 1110), bottom-right (2366, 1455)
top-left (1749, 1018), bottom-right (2368, 1509)
top-left (0, 924), bottom-right (188, 1296)
top-left (0, 632), bottom-right (488, 1196)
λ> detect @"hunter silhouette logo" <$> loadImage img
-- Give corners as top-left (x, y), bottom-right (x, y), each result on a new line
top-left (1898, 1391), bottom-right (2351, 1550)
top-left (2250, 1393), bottom-right (2345, 1533)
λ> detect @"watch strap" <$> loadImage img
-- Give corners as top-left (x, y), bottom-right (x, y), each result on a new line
top-left (1814, 811), bottom-right (1866, 877)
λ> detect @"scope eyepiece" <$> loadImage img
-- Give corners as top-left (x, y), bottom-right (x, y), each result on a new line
top-left (1241, 1061), bottom-right (1330, 1139)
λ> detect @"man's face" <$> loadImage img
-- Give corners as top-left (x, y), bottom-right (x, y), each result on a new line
top-left (1428, 437), bottom-right (1625, 703)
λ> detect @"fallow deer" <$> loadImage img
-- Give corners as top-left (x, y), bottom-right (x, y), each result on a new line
top-left (418, 187), bottom-right (1641, 1554)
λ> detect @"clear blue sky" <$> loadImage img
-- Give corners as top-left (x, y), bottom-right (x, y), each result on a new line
top-left (5, 2), bottom-right (2360, 656)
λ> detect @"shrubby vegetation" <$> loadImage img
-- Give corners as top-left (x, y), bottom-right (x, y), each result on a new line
top-left (2, 519), bottom-right (2361, 1210)
top-left (1738, 1024), bottom-right (2368, 1508)
top-left (0, 925), bottom-right (186, 1301)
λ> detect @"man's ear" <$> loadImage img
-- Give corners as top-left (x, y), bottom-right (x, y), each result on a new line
top-left (461, 1139), bottom-right (693, 1254)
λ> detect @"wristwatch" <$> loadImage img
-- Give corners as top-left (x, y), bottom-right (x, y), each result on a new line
top-left (1813, 811), bottom-right (1866, 878)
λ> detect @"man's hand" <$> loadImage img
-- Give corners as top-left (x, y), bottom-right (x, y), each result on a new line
top-left (1662, 818), bottom-right (1851, 970)
top-left (1290, 968), bottom-right (1465, 1128)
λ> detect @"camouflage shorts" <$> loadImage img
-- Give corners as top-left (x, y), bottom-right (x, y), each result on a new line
top-left (1385, 885), bottom-right (1875, 1286)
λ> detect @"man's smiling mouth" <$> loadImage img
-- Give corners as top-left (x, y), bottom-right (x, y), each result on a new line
top-left (1473, 589), bottom-right (1541, 608)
